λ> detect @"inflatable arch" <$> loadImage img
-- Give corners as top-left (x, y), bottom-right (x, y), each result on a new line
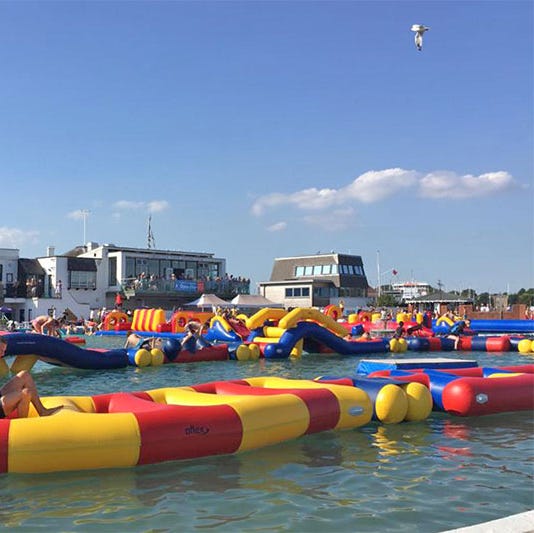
top-left (131, 309), bottom-right (166, 332)
top-left (103, 311), bottom-right (130, 331)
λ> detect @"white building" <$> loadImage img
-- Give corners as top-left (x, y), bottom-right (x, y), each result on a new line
top-left (258, 253), bottom-right (372, 311)
top-left (0, 243), bottom-right (249, 324)
top-left (391, 281), bottom-right (431, 301)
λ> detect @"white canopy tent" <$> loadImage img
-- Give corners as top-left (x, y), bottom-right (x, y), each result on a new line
top-left (185, 293), bottom-right (232, 309)
top-left (230, 294), bottom-right (284, 308)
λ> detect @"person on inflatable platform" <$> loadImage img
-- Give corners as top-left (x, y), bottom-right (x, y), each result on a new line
top-left (0, 338), bottom-right (63, 418)
top-left (31, 315), bottom-right (63, 337)
top-left (393, 321), bottom-right (405, 339)
top-left (124, 333), bottom-right (162, 351)
top-left (447, 319), bottom-right (473, 349)
top-left (181, 321), bottom-right (202, 353)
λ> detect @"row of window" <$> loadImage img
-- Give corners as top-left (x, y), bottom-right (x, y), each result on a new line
top-left (123, 257), bottom-right (222, 282)
top-left (294, 264), bottom-right (365, 277)
top-left (285, 286), bottom-right (367, 299)
top-left (285, 287), bottom-right (311, 297)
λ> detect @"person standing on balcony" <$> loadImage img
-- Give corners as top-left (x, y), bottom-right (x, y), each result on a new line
top-left (54, 280), bottom-right (62, 298)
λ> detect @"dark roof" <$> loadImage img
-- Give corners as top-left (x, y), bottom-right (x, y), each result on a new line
top-left (405, 291), bottom-right (472, 303)
top-left (63, 246), bottom-right (86, 257)
top-left (18, 258), bottom-right (46, 276)
top-left (67, 257), bottom-right (97, 271)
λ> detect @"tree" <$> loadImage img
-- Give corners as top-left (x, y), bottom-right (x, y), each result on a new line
top-left (377, 293), bottom-right (398, 307)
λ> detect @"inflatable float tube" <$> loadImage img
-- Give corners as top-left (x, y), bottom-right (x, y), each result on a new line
top-left (361, 364), bottom-right (534, 416)
top-left (406, 335), bottom-right (511, 352)
top-left (2, 333), bottom-right (128, 370)
top-left (65, 336), bottom-right (86, 345)
top-left (127, 342), bottom-right (230, 367)
top-left (0, 377), bottom-right (373, 474)
top-left (315, 375), bottom-right (432, 424)
top-left (261, 321), bottom-right (389, 359)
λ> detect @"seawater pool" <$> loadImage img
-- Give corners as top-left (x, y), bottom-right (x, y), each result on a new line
top-left (0, 336), bottom-right (532, 532)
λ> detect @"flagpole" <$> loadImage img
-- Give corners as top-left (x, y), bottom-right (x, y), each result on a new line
top-left (377, 250), bottom-right (381, 299)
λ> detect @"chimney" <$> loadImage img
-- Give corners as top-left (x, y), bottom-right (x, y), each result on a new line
top-left (46, 246), bottom-right (55, 257)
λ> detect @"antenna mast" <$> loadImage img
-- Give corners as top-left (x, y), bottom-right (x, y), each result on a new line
top-left (147, 215), bottom-right (156, 249)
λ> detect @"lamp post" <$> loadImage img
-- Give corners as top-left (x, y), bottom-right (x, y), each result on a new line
top-left (80, 209), bottom-right (90, 245)
top-left (376, 250), bottom-right (397, 300)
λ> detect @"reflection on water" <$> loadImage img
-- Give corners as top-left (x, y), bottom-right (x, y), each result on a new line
top-left (0, 347), bottom-right (532, 532)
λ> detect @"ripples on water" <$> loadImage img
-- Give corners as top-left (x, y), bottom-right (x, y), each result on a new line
top-left (0, 337), bottom-right (532, 532)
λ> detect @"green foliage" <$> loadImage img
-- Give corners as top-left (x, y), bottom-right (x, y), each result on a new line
top-left (376, 293), bottom-right (398, 307)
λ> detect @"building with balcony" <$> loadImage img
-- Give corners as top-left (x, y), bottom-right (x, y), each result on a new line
top-left (0, 243), bottom-right (250, 323)
top-left (258, 253), bottom-right (371, 311)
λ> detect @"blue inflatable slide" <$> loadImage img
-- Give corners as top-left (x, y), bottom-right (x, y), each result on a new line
top-left (2, 333), bottom-right (128, 370)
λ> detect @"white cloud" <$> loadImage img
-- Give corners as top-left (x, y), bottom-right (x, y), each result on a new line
top-left (302, 207), bottom-right (355, 231)
top-left (113, 200), bottom-right (145, 210)
top-left (0, 227), bottom-right (39, 248)
top-left (419, 171), bottom-right (516, 199)
top-left (113, 200), bottom-right (170, 212)
top-left (266, 221), bottom-right (287, 232)
top-left (342, 168), bottom-right (418, 203)
top-left (251, 168), bottom-right (516, 217)
top-left (147, 200), bottom-right (170, 213)
top-left (251, 168), bottom-right (418, 215)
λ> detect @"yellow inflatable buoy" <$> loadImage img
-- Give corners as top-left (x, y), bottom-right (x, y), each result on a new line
top-left (375, 384), bottom-right (408, 424)
top-left (517, 339), bottom-right (533, 354)
top-left (235, 344), bottom-right (251, 361)
top-left (389, 338), bottom-right (400, 353)
top-left (10, 355), bottom-right (38, 374)
top-left (150, 348), bottom-right (165, 366)
top-left (134, 348), bottom-right (152, 367)
top-left (397, 338), bottom-right (408, 353)
top-left (401, 382), bottom-right (433, 421)
top-left (248, 343), bottom-right (261, 360)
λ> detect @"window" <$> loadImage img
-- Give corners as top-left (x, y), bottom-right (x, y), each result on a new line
top-left (331, 264), bottom-right (338, 274)
top-left (313, 265), bottom-right (322, 275)
top-left (108, 257), bottom-right (117, 286)
top-left (146, 259), bottom-right (159, 276)
top-left (285, 287), bottom-right (308, 297)
top-left (321, 264), bottom-right (331, 275)
top-left (159, 260), bottom-right (171, 277)
top-left (135, 258), bottom-right (148, 276)
top-left (304, 266), bottom-right (313, 276)
top-left (125, 257), bottom-right (135, 279)
top-left (295, 266), bottom-right (305, 277)
top-left (209, 263), bottom-right (220, 278)
top-left (69, 270), bottom-right (96, 289)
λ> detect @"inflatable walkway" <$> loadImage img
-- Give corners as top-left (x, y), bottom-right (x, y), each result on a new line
top-left (260, 321), bottom-right (388, 359)
top-left (2, 333), bottom-right (128, 370)
top-left (0, 377), bottom-right (373, 474)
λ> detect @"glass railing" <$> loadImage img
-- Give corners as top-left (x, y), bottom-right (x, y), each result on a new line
top-left (4, 284), bottom-right (45, 298)
top-left (119, 278), bottom-right (250, 297)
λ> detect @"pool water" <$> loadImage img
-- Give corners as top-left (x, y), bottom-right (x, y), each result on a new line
top-left (0, 337), bottom-right (532, 532)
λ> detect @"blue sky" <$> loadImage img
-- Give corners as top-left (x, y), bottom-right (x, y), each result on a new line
top-left (0, 1), bottom-right (532, 294)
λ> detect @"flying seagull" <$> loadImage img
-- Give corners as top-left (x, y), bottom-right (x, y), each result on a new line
top-left (411, 24), bottom-right (430, 51)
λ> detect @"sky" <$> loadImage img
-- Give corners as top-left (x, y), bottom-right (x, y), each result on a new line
top-left (0, 0), bottom-right (532, 295)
